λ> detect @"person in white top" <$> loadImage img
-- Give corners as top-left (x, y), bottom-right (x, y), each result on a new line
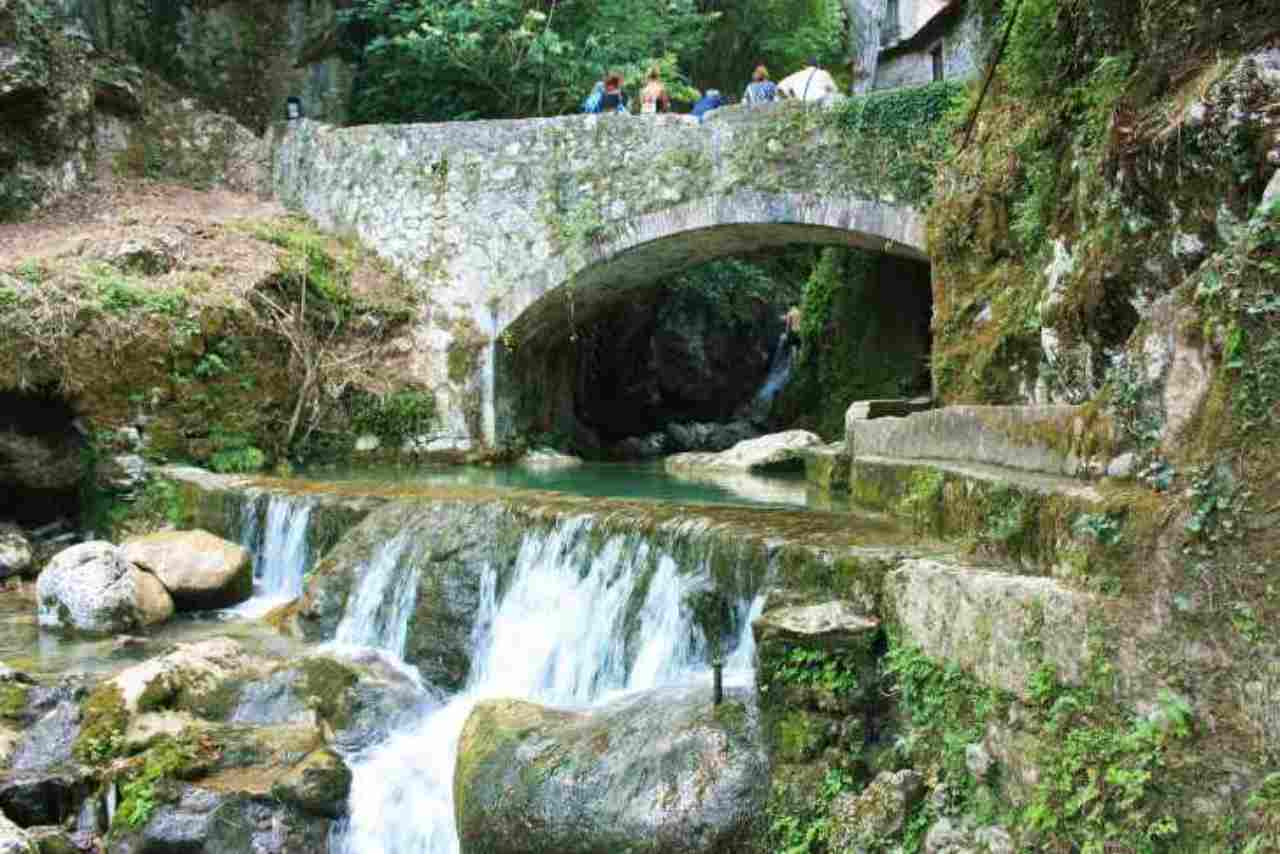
top-left (777, 57), bottom-right (838, 102)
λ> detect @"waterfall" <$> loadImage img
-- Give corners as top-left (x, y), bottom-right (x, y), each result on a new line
top-left (332, 516), bottom-right (752, 854)
top-left (230, 493), bottom-right (315, 617)
top-left (749, 331), bottom-right (794, 422)
top-left (333, 535), bottom-right (420, 658)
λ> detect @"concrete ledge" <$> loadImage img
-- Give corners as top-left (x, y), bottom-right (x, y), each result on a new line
top-left (844, 397), bottom-right (933, 422)
top-left (846, 405), bottom-right (1099, 477)
top-left (800, 443), bottom-right (851, 492)
top-left (885, 559), bottom-right (1094, 699)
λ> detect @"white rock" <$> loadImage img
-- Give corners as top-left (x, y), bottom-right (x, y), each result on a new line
top-left (665, 429), bottom-right (822, 472)
top-left (1106, 451), bottom-right (1137, 479)
top-left (36, 542), bottom-right (165, 634)
top-left (354, 434), bottom-right (381, 453)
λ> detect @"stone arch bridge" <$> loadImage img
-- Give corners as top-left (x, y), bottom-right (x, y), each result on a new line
top-left (272, 105), bottom-right (928, 451)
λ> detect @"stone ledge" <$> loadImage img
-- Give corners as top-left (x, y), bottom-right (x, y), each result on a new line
top-left (846, 405), bottom-right (1099, 477)
top-left (885, 559), bottom-right (1094, 699)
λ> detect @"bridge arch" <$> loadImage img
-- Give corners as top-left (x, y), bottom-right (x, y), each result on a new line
top-left (492, 192), bottom-right (931, 450)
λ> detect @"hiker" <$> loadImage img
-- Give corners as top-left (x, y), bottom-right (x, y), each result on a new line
top-left (639, 68), bottom-right (670, 114)
top-left (581, 77), bottom-right (605, 113)
top-left (743, 65), bottom-right (777, 105)
top-left (782, 305), bottom-right (802, 351)
top-left (690, 89), bottom-right (723, 124)
top-left (600, 72), bottom-right (628, 113)
top-left (778, 57), bottom-right (837, 103)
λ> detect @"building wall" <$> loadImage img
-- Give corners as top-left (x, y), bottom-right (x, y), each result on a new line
top-left (873, 2), bottom-right (982, 90)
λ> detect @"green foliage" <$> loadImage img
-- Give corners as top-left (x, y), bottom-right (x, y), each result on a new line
top-left (898, 468), bottom-right (944, 532)
top-left (690, 0), bottom-right (846, 96)
top-left (0, 684), bottom-right (27, 719)
top-left (115, 734), bottom-right (201, 831)
top-left (349, 389), bottom-right (438, 444)
top-left (664, 258), bottom-right (781, 329)
top-left (826, 80), bottom-right (966, 205)
top-left (1024, 689), bottom-right (1192, 849)
top-left (87, 265), bottom-right (188, 316)
top-left (73, 684), bottom-right (129, 765)
top-left (208, 431), bottom-right (267, 474)
top-left (1072, 511), bottom-right (1124, 546)
top-left (775, 646), bottom-right (860, 696)
top-left (1103, 349), bottom-right (1162, 452)
top-left (340, 0), bottom-right (716, 123)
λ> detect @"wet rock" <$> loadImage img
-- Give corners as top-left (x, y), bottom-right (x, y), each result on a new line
top-left (0, 526), bottom-right (33, 581)
top-left (269, 747), bottom-right (351, 818)
top-left (36, 543), bottom-right (169, 635)
top-left (107, 638), bottom-right (263, 714)
top-left (297, 501), bottom-right (522, 692)
top-left (214, 651), bottom-right (437, 756)
top-left (10, 700), bottom-right (79, 772)
top-left (0, 812), bottom-right (36, 854)
top-left (0, 767), bottom-right (93, 828)
top-left (105, 785), bottom-right (334, 854)
top-left (454, 685), bottom-right (767, 854)
top-left (829, 769), bottom-right (924, 851)
top-left (23, 826), bottom-right (93, 854)
top-left (665, 429), bottom-right (822, 472)
top-left (95, 455), bottom-right (148, 495)
top-left (518, 447), bottom-right (582, 469)
top-left (753, 600), bottom-right (878, 648)
top-left (965, 742), bottom-right (993, 781)
top-left (121, 531), bottom-right (252, 611)
top-left (800, 442), bottom-right (850, 492)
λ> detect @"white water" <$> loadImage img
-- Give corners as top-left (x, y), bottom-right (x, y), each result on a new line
top-left (333, 535), bottom-right (420, 659)
top-left (231, 493), bottom-right (315, 617)
top-left (750, 331), bottom-right (795, 421)
top-left (331, 517), bottom-right (760, 854)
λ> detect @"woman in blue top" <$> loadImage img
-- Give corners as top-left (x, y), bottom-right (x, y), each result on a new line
top-left (743, 66), bottom-right (777, 105)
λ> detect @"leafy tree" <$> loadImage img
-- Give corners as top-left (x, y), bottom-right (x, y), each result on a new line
top-left (341, 0), bottom-right (717, 123)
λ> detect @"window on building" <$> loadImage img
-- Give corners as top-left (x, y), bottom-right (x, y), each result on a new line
top-left (883, 0), bottom-right (900, 43)
top-left (930, 42), bottom-right (944, 81)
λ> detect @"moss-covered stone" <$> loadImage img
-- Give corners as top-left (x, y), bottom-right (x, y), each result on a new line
top-left (73, 683), bottom-right (129, 764)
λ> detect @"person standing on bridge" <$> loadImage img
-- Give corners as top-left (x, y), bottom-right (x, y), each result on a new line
top-left (778, 57), bottom-right (837, 103)
top-left (639, 68), bottom-right (670, 114)
top-left (600, 72), bottom-right (628, 113)
top-left (743, 65), bottom-right (777, 105)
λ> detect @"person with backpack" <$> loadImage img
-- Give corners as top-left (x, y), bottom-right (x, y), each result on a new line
top-left (743, 65), bottom-right (777, 105)
top-left (690, 89), bottom-right (723, 123)
top-left (778, 57), bottom-right (837, 103)
top-left (581, 77), bottom-right (605, 113)
top-left (600, 73), bottom-right (628, 113)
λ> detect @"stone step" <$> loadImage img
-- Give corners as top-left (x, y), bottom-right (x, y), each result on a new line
top-left (845, 404), bottom-right (1114, 479)
top-left (885, 558), bottom-right (1093, 700)
top-left (853, 455), bottom-right (1104, 503)
top-left (844, 396), bottom-right (934, 421)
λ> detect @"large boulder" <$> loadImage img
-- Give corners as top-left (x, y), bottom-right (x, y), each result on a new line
top-left (35, 543), bottom-right (173, 635)
top-left (104, 638), bottom-right (263, 715)
top-left (0, 526), bottom-right (32, 581)
top-left (121, 531), bottom-right (252, 610)
top-left (454, 685), bottom-right (768, 854)
top-left (665, 429), bottom-right (822, 472)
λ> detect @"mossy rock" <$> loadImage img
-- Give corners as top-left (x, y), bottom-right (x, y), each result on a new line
top-left (455, 685), bottom-right (768, 854)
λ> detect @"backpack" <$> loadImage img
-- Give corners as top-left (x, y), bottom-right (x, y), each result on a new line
top-left (582, 82), bottom-right (604, 114)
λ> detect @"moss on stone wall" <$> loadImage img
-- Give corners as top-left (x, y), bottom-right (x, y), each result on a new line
top-left (773, 248), bottom-right (932, 439)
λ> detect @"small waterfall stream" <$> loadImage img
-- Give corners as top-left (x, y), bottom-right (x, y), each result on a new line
top-left (231, 493), bottom-right (316, 617)
top-left (329, 515), bottom-right (760, 854)
top-left (749, 331), bottom-right (794, 422)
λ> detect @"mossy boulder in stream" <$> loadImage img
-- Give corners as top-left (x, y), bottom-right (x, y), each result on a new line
top-left (454, 685), bottom-right (768, 854)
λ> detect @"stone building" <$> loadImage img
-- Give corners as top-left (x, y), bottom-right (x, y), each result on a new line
top-left (848, 0), bottom-right (986, 93)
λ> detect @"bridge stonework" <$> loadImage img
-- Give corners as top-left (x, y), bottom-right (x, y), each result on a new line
top-left (272, 105), bottom-right (927, 451)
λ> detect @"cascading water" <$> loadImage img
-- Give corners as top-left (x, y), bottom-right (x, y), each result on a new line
top-left (231, 493), bottom-right (316, 617)
top-left (333, 535), bottom-right (420, 658)
top-left (331, 516), bottom-right (760, 854)
top-left (749, 331), bottom-right (795, 423)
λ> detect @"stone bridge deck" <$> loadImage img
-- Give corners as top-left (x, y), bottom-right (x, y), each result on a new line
top-left (272, 104), bottom-right (927, 449)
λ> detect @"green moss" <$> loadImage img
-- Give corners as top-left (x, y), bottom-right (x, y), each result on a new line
top-left (0, 683), bottom-right (27, 719)
top-left (73, 683), bottom-right (129, 764)
top-left (294, 657), bottom-right (358, 730)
